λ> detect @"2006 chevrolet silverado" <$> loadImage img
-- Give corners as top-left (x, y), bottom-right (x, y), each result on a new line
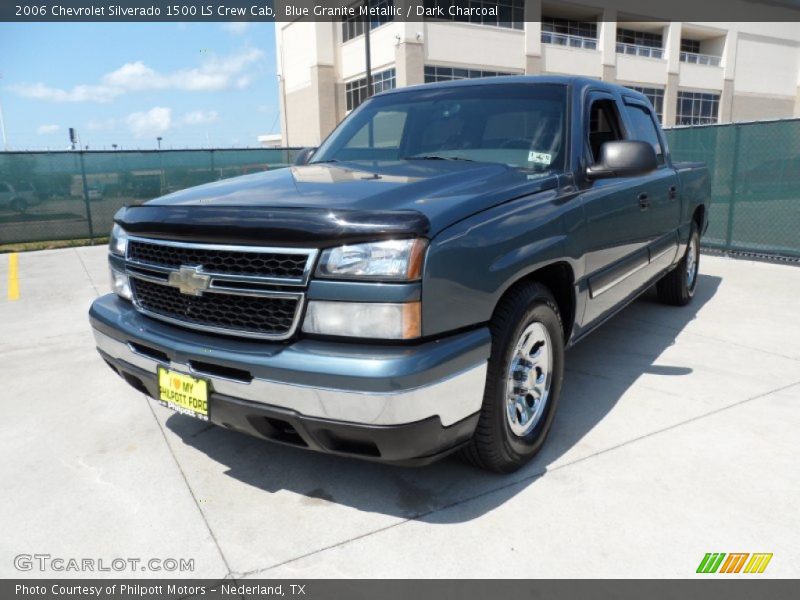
top-left (89, 76), bottom-right (709, 472)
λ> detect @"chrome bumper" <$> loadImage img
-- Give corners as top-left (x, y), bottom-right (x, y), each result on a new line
top-left (91, 309), bottom-right (488, 428)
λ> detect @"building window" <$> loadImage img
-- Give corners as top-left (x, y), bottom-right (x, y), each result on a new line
top-left (345, 68), bottom-right (396, 112)
top-left (372, 68), bottom-right (396, 94)
top-left (542, 17), bottom-right (597, 39)
top-left (681, 38), bottom-right (701, 54)
top-left (616, 28), bottom-right (664, 58)
top-left (675, 91), bottom-right (720, 125)
top-left (424, 65), bottom-right (517, 83)
top-left (342, 0), bottom-right (396, 42)
top-left (422, 0), bottom-right (525, 30)
top-left (541, 16), bottom-right (598, 49)
top-left (625, 86), bottom-right (665, 123)
top-left (617, 28), bottom-right (663, 48)
top-left (679, 38), bottom-right (721, 66)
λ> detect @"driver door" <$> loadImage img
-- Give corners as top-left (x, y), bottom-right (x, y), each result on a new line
top-left (580, 92), bottom-right (653, 325)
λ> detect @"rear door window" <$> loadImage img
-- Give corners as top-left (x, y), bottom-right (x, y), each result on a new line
top-left (624, 102), bottom-right (665, 164)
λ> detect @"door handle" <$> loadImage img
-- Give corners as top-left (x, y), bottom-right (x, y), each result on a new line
top-left (668, 185), bottom-right (678, 200)
top-left (638, 192), bottom-right (650, 209)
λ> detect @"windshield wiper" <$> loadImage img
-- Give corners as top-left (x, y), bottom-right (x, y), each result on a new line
top-left (403, 154), bottom-right (475, 162)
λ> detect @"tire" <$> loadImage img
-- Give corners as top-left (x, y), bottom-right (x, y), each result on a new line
top-left (462, 282), bottom-right (565, 473)
top-left (657, 222), bottom-right (699, 306)
top-left (10, 197), bottom-right (27, 214)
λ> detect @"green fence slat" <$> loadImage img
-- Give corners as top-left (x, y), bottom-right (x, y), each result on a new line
top-left (2, 124), bottom-right (799, 259)
top-left (665, 119), bottom-right (800, 259)
top-left (0, 148), bottom-right (300, 245)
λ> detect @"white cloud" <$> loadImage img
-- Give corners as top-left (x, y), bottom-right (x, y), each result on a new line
top-left (105, 47), bottom-right (264, 92)
top-left (102, 61), bottom-right (158, 91)
top-left (36, 124), bottom-right (60, 135)
top-left (125, 107), bottom-right (172, 138)
top-left (181, 110), bottom-right (219, 125)
top-left (235, 75), bottom-right (253, 89)
top-left (222, 22), bottom-right (251, 35)
top-left (11, 82), bottom-right (122, 103)
top-left (9, 47), bottom-right (265, 103)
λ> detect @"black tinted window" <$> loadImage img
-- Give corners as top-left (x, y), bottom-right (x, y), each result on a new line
top-left (313, 84), bottom-right (568, 171)
top-left (625, 103), bottom-right (664, 164)
top-left (588, 99), bottom-right (623, 163)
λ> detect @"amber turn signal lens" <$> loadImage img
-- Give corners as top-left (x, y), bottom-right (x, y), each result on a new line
top-left (406, 239), bottom-right (427, 281)
top-left (401, 301), bottom-right (422, 339)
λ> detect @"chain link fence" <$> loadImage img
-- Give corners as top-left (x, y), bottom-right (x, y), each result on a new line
top-left (0, 148), bottom-right (299, 245)
top-left (2, 121), bottom-right (799, 258)
top-left (665, 119), bottom-right (800, 259)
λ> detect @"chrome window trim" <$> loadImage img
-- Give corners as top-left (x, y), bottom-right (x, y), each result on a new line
top-left (125, 235), bottom-right (319, 287)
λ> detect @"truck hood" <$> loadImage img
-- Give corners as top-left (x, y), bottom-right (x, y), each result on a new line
top-left (119, 160), bottom-right (559, 246)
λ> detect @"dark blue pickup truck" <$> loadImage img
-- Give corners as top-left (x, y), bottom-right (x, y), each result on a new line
top-left (89, 76), bottom-right (709, 472)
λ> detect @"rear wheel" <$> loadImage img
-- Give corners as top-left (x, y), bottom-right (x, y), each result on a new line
top-left (462, 282), bottom-right (565, 473)
top-left (657, 223), bottom-right (699, 306)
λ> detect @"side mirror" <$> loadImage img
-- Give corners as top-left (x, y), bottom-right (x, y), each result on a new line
top-left (586, 140), bottom-right (658, 180)
top-left (293, 147), bottom-right (317, 166)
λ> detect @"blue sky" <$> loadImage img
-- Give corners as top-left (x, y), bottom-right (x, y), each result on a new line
top-left (0, 22), bottom-right (280, 150)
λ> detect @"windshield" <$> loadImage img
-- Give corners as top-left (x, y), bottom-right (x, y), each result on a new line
top-left (312, 83), bottom-right (567, 172)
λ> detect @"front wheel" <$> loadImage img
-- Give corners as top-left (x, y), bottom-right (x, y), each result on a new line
top-left (462, 282), bottom-right (565, 473)
top-left (657, 223), bottom-right (699, 306)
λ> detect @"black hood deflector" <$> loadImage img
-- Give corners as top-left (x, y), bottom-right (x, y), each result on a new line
top-left (115, 205), bottom-right (430, 248)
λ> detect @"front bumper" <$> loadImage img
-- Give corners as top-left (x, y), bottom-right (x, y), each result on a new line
top-left (89, 294), bottom-right (490, 464)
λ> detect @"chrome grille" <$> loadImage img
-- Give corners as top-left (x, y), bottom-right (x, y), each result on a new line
top-left (131, 279), bottom-right (300, 338)
top-left (127, 239), bottom-right (310, 282)
top-left (122, 236), bottom-right (316, 340)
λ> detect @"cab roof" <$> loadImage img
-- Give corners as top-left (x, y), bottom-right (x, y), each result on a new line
top-left (381, 74), bottom-right (643, 101)
top-left (378, 74), bottom-right (650, 109)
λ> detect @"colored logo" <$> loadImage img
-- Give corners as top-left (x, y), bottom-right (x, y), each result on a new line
top-left (697, 553), bottom-right (773, 574)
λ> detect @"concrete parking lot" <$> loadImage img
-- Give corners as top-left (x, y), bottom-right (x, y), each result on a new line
top-left (1, 246), bottom-right (798, 578)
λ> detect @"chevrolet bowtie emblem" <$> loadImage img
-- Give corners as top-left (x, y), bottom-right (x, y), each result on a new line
top-left (168, 265), bottom-right (211, 296)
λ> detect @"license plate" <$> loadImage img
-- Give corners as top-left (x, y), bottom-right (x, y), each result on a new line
top-left (157, 367), bottom-right (209, 421)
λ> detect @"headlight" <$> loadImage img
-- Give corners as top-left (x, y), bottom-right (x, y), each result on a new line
top-left (302, 301), bottom-right (421, 339)
top-left (109, 223), bottom-right (128, 257)
top-left (316, 239), bottom-right (426, 281)
top-left (110, 268), bottom-right (132, 301)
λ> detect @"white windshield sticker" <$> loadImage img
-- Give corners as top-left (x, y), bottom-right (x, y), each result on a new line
top-left (528, 151), bottom-right (552, 166)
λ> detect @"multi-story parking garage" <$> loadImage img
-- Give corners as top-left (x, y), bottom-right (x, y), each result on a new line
top-left (275, 0), bottom-right (800, 146)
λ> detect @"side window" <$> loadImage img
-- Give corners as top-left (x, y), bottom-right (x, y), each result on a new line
top-left (624, 103), bottom-right (665, 164)
top-left (588, 99), bottom-right (624, 163)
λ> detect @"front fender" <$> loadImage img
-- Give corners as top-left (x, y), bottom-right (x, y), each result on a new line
top-left (421, 190), bottom-right (582, 337)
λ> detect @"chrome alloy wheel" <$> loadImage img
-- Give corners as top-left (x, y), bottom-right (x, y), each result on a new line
top-left (505, 322), bottom-right (553, 437)
top-left (686, 235), bottom-right (698, 289)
